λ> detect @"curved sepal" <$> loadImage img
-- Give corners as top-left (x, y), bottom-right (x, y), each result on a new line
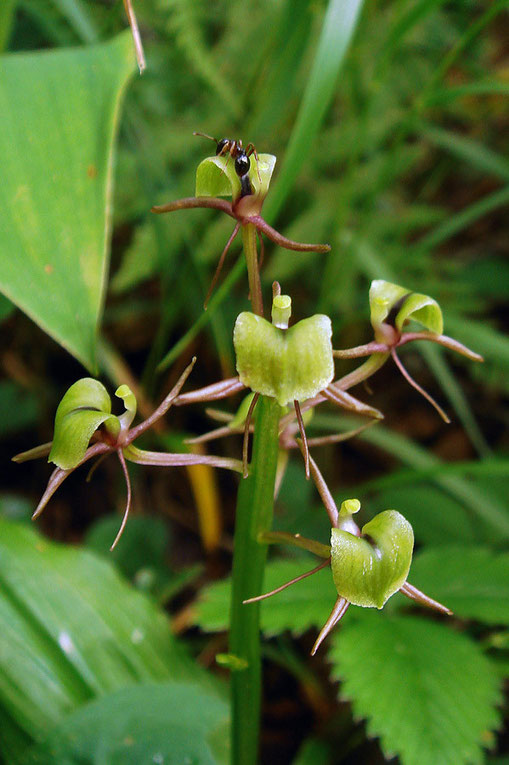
top-left (330, 509), bottom-right (414, 609)
top-left (48, 378), bottom-right (119, 469)
top-left (369, 280), bottom-right (443, 340)
top-left (234, 312), bottom-right (334, 406)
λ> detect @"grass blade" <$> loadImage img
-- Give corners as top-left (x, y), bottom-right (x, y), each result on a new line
top-left (264, 0), bottom-right (365, 221)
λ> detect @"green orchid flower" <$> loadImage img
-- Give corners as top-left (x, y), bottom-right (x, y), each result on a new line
top-left (13, 359), bottom-right (241, 548)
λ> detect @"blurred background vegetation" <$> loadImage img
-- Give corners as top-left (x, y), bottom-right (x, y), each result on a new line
top-left (0, 0), bottom-right (507, 763)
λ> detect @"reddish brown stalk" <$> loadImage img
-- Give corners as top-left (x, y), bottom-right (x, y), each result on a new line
top-left (243, 558), bottom-right (331, 604)
top-left (391, 348), bottom-right (450, 423)
top-left (400, 581), bottom-right (452, 615)
top-left (31, 442), bottom-right (110, 520)
top-left (397, 332), bottom-right (484, 362)
top-left (322, 385), bottom-right (383, 419)
top-left (123, 0), bottom-right (146, 73)
top-left (246, 215), bottom-right (331, 253)
top-left (123, 444), bottom-right (243, 473)
top-left (333, 342), bottom-right (388, 358)
top-left (311, 597), bottom-right (349, 655)
top-left (127, 358), bottom-right (196, 442)
top-left (110, 449), bottom-right (132, 550)
top-left (290, 420), bottom-right (377, 448)
top-left (175, 377), bottom-right (246, 406)
top-left (86, 452), bottom-right (110, 482)
top-left (294, 400), bottom-right (310, 479)
top-left (305, 450), bottom-right (339, 529)
top-left (186, 425), bottom-right (241, 445)
top-left (242, 392), bottom-right (260, 478)
top-left (151, 197), bottom-right (236, 219)
top-left (204, 223), bottom-right (240, 309)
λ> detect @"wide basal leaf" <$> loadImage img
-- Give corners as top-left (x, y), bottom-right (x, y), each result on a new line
top-left (23, 683), bottom-right (228, 765)
top-left (195, 558), bottom-right (337, 637)
top-left (0, 32), bottom-right (135, 370)
top-left (0, 518), bottom-right (213, 759)
top-left (406, 546), bottom-right (509, 626)
top-left (330, 613), bottom-right (501, 765)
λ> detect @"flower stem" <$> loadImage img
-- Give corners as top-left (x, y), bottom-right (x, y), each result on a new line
top-left (242, 222), bottom-right (263, 316)
top-left (229, 395), bottom-right (281, 765)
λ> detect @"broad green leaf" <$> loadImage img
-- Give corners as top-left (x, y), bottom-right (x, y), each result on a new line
top-left (23, 682), bottom-right (228, 765)
top-left (330, 613), bottom-right (501, 765)
top-left (49, 378), bottom-right (118, 469)
top-left (234, 312), bottom-right (334, 406)
top-left (0, 32), bottom-right (135, 370)
top-left (0, 518), bottom-right (211, 754)
top-left (407, 546), bottom-right (509, 626)
top-left (331, 510), bottom-right (413, 609)
top-left (195, 558), bottom-right (337, 637)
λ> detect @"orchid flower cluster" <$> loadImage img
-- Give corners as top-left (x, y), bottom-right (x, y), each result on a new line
top-left (15, 138), bottom-right (482, 650)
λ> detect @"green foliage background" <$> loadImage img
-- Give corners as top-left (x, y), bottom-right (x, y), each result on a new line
top-left (0, 1), bottom-right (507, 763)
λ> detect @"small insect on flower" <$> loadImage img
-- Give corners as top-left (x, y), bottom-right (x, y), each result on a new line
top-left (194, 132), bottom-right (261, 195)
top-left (12, 359), bottom-right (242, 549)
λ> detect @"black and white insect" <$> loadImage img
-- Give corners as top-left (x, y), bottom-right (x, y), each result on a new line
top-left (194, 132), bottom-right (260, 197)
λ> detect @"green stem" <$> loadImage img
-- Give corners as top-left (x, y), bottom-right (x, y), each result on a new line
top-left (242, 223), bottom-right (263, 316)
top-left (229, 396), bottom-right (281, 764)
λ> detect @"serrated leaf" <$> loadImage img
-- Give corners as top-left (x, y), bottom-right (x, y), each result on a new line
top-left (22, 682), bottom-right (228, 765)
top-left (330, 613), bottom-right (501, 765)
top-left (407, 546), bottom-right (509, 626)
top-left (195, 558), bottom-right (337, 637)
top-left (0, 518), bottom-right (211, 754)
top-left (0, 32), bottom-right (135, 370)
